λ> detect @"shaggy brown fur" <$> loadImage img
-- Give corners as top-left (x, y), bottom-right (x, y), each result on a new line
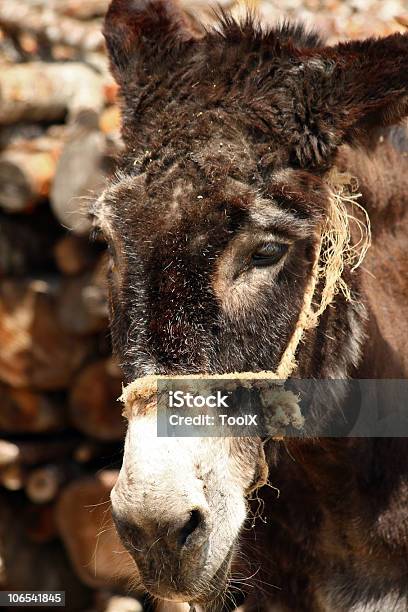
top-left (97, 1), bottom-right (408, 609)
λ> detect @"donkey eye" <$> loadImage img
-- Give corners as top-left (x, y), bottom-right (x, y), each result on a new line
top-left (251, 242), bottom-right (289, 267)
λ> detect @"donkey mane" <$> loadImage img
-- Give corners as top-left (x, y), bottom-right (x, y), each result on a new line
top-left (209, 13), bottom-right (325, 50)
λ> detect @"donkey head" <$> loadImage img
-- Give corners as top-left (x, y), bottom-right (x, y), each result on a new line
top-left (96, 0), bottom-right (408, 605)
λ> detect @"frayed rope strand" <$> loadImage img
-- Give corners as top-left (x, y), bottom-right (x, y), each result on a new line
top-left (275, 168), bottom-right (371, 379)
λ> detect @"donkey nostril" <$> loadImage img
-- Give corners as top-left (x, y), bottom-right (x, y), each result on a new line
top-left (178, 509), bottom-right (203, 547)
top-left (113, 514), bottom-right (145, 551)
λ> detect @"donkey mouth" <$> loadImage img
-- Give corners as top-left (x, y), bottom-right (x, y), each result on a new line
top-left (193, 548), bottom-right (236, 608)
top-left (135, 543), bottom-right (234, 608)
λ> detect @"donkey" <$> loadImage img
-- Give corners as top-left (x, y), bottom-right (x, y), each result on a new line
top-left (95, 1), bottom-right (408, 609)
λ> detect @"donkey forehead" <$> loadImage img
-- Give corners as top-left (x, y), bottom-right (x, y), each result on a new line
top-left (97, 163), bottom-right (325, 242)
top-left (98, 101), bottom-right (329, 236)
top-left (97, 172), bottom-right (250, 244)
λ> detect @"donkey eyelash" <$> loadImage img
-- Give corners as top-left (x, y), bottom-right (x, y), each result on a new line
top-left (251, 241), bottom-right (290, 267)
top-left (89, 226), bottom-right (107, 244)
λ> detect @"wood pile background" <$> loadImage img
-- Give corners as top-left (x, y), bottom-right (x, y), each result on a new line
top-left (0, 0), bottom-right (406, 611)
top-left (0, 1), bottom-right (140, 610)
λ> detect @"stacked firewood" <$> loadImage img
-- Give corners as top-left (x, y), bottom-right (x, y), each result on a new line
top-left (0, 1), bottom-right (142, 610)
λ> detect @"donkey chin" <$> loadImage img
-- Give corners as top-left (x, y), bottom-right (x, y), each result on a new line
top-left (111, 414), bottom-right (266, 604)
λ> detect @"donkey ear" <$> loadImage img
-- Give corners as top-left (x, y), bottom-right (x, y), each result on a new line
top-left (103, 0), bottom-right (198, 85)
top-left (331, 33), bottom-right (408, 141)
top-left (292, 32), bottom-right (408, 167)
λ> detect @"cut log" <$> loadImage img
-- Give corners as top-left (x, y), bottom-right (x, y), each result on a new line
top-left (50, 123), bottom-right (113, 234)
top-left (0, 2), bottom-right (104, 55)
top-left (0, 463), bottom-right (24, 491)
top-left (56, 471), bottom-right (137, 589)
top-left (0, 137), bottom-right (62, 212)
top-left (26, 464), bottom-right (70, 504)
top-left (0, 62), bottom-right (104, 125)
top-left (69, 358), bottom-right (125, 441)
top-left (54, 234), bottom-right (98, 276)
top-left (0, 278), bottom-right (95, 389)
top-left (0, 440), bottom-right (19, 466)
top-left (0, 385), bottom-right (67, 434)
top-left (0, 149), bottom-right (54, 212)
